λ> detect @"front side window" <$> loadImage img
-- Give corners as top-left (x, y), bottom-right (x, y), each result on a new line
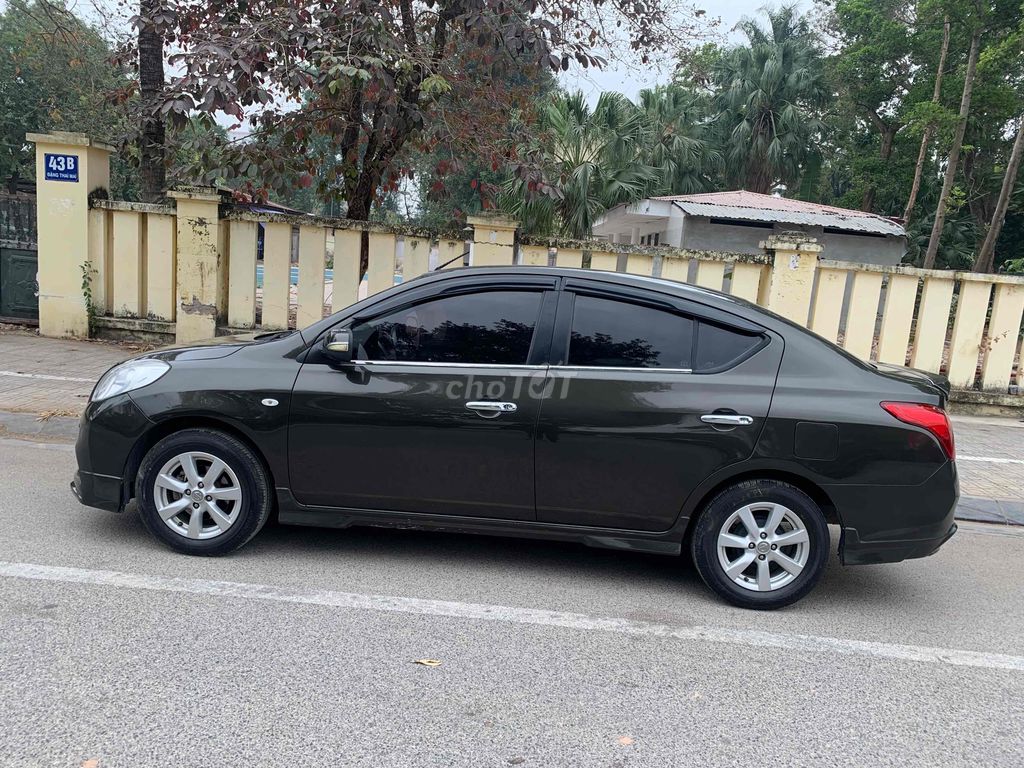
top-left (567, 295), bottom-right (694, 369)
top-left (352, 291), bottom-right (542, 365)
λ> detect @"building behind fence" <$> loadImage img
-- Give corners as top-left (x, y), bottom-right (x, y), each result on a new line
top-left (24, 132), bottom-right (1024, 398)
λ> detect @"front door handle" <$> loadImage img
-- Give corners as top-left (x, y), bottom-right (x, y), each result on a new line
top-left (466, 401), bottom-right (517, 418)
top-left (700, 413), bottom-right (754, 426)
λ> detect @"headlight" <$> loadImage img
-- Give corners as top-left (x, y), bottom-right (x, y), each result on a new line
top-left (91, 359), bottom-right (170, 402)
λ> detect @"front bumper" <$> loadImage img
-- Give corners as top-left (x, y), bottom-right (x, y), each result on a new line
top-left (73, 394), bottom-right (153, 512)
top-left (71, 470), bottom-right (123, 513)
top-left (831, 461), bottom-right (959, 566)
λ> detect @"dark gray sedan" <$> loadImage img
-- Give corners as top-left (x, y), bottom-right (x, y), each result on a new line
top-left (72, 267), bottom-right (958, 609)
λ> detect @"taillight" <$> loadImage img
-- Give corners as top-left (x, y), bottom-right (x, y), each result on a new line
top-left (881, 402), bottom-right (955, 460)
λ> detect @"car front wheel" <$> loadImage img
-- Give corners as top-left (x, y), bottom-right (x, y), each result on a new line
top-left (136, 428), bottom-right (272, 556)
top-left (691, 479), bottom-right (829, 610)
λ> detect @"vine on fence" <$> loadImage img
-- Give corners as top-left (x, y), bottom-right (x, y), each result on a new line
top-left (80, 262), bottom-right (97, 336)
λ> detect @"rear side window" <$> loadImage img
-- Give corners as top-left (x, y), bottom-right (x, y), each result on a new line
top-left (568, 295), bottom-right (694, 369)
top-left (694, 322), bottom-right (763, 371)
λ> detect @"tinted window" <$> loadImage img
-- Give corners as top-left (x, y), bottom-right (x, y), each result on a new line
top-left (568, 295), bottom-right (693, 369)
top-left (694, 322), bottom-right (763, 371)
top-left (353, 291), bottom-right (541, 364)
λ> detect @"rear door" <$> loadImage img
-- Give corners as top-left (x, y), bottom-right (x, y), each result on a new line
top-left (535, 281), bottom-right (783, 531)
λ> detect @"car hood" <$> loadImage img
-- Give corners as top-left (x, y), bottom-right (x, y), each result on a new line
top-left (141, 330), bottom-right (296, 362)
top-left (872, 362), bottom-right (951, 400)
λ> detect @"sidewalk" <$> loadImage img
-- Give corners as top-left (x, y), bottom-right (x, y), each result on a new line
top-left (0, 326), bottom-right (139, 415)
top-left (2, 325), bottom-right (1022, 525)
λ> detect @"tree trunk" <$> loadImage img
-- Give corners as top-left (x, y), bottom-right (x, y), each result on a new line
top-left (138, 0), bottom-right (166, 202)
top-left (861, 125), bottom-right (896, 212)
top-left (903, 15), bottom-right (950, 224)
top-left (922, 27), bottom-right (981, 270)
top-left (746, 164), bottom-right (772, 195)
top-left (973, 118), bottom-right (1024, 272)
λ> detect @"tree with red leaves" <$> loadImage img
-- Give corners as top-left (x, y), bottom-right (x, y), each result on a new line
top-left (139, 0), bottom-right (705, 220)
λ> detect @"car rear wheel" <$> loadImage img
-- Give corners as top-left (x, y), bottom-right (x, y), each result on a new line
top-left (690, 480), bottom-right (829, 610)
top-left (137, 428), bottom-right (272, 556)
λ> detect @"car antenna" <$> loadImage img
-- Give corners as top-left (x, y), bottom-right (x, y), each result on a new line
top-left (433, 226), bottom-right (473, 271)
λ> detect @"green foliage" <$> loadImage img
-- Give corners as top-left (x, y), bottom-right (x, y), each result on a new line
top-left (0, 1), bottom-right (131, 189)
top-left (637, 85), bottom-right (720, 195)
top-left (1003, 256), bottom-right (1024, 273)
top-left (904, 210), bottom-right (979, 269)
top-left (80, 262), bottom-right (97, 336)
top-left (711, 6), bottom-right (830, 194)
top-left (503, 91), bottom-right (660, 238)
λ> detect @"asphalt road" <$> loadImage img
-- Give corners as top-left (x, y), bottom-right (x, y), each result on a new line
top-left (1, 437), bottom-right (1023, 767)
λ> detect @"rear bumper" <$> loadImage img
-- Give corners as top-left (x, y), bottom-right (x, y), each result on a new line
top-left (830, 460), bottom-right (959, 566)
top-left (841, 521), bottom-right (957, 565)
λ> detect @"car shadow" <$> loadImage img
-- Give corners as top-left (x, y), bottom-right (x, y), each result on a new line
top-left (81, 506), bottom-right (917, 613)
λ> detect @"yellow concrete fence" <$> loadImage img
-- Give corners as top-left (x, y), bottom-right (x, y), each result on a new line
top-left (28, 132), bottom-right (1024, 396)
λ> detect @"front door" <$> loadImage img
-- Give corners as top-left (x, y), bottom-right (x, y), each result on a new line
top-left (289, 284), bottom-right (557, 520)
top-left (535, 285), bottom-right (783, 532)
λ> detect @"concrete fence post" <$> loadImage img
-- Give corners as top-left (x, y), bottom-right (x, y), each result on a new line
top-left (27, 131), bottom-right (113, 338)
top-left (167, 187), bottom-right (224, 343)
top-left (762, 233), bottom-right (822, 325)
top-left (468, 214), bottom-right (518, 266)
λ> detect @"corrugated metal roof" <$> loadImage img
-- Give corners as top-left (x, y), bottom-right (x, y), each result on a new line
top-left (652, 191), bottom-right (905, 237)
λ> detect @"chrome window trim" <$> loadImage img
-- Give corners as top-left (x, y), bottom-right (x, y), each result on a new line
top-left (351, 361), bottom-right (693, 373)
top-left (352, 360), bottom-right (548, 371)
top-left (551, 365), bottom-right (693, 374)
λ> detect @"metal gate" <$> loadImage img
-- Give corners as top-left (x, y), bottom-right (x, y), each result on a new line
top-left (0, 192), bottom-right (38, 323)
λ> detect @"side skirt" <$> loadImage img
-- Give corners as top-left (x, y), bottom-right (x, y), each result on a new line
top-left (275, 488), bottom-right (685, 556)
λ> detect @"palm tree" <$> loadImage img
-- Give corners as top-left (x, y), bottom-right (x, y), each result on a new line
top-left (712, 5), bottom-right (829, 194)
top-left (637, 84), bottom-right (721, 194)
top-left (504, 91), bottom-right (658, 238)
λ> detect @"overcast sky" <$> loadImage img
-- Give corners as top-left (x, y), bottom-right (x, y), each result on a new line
top-left (561, 0), bottom-right (805, 104)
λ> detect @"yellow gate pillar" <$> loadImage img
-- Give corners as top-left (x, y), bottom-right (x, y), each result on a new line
top-left (27, 131), bottom-right (113, 338)
top-left (468, 214), bottom-right (518, 266)
top-left (168, 187), bottom-right (225, 343)
top-left (762, 233), bottom-right (822, 325)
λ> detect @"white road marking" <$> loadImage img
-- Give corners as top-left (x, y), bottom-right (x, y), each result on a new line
top-left (958, 455), bottom-right (1024, 465)
top-left (0, 438), bottom-right (74, 452)
top-left (2, 560), bottom-right (1022, 673)
top-left (0, 370), bottom-right (96, 383)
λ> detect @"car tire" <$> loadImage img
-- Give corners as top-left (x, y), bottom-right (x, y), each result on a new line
top-left (690, 479), bottom-right (829, 610)
top-left (136, 428), bottom-right (272, 556)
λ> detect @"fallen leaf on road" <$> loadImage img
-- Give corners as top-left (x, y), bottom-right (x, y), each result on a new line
top-left (618, 736), bottom-right (635, 746)
top-left (37, 408), bottom-right (78, 421)
top-left (81, 760), bottom-right (99, 768)
top-left (413, 659), bottom-right (442, 667)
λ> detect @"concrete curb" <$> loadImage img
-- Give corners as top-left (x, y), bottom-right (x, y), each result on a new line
top-left (955, 496), bottom-right (1024, 527)
top-left (0, 411), bottom-right (79, 442)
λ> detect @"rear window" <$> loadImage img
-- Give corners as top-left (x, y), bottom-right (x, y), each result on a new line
top-left (694, 322), bottom-right (763, 371)
top-left (568, 295), bottom-right (694, 369)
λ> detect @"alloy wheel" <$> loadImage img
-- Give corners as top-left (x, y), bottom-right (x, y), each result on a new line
top-left (716, 502), bottom-right (811, 592)
top-left (153, 451), bottom-right (243, 540)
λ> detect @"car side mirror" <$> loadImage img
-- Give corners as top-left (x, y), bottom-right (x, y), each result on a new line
top-left (322, 329), bottom-right (353, 363)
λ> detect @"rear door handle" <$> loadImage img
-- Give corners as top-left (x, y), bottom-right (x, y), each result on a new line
top-left (700, 414), bottom-right (754, 426)
top-left (466, 401), bottom-right (517, 417)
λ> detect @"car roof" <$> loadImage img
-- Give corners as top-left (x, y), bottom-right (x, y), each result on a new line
top-left (302, 262), bottom-right (820, 347)
top-left (407, 265), bottom-right (763, 317)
